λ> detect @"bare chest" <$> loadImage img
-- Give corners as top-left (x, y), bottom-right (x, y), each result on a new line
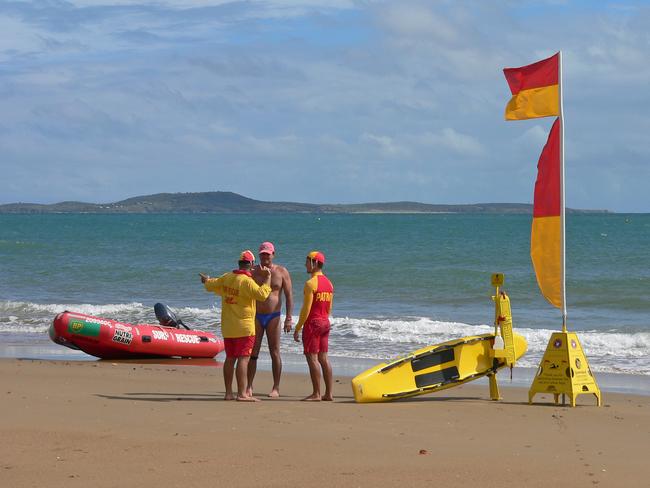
top-left (269, 272), bottom-right (284, 291)
top-left (252, 267), bottom-right (284, 291)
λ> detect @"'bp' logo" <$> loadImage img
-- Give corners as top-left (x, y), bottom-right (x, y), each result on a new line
top-left (68, 319), bottom-right (101, 337)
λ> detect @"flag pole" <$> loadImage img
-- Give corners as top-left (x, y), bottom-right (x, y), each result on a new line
top-left (559, 50), bottom-right (567, 332)
top-left (504, 51), bottom-right (601, 406)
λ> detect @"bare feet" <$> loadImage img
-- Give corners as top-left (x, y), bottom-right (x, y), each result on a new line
top-left (224, 394), bottom-right (236, 401)
top-left (245, 386), bottom-right (253, 397)
top-left (301, 394), bottom-right (321, 402)
top-left (237, 395), bottom-right (260, 402)
top-left (268, 389), bottom-right (280, 398)
top-left (322, 395), bottom-right (334, 401)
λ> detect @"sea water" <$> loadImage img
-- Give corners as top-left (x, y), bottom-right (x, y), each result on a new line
top-left (1, 213), bottom-right (648, 386)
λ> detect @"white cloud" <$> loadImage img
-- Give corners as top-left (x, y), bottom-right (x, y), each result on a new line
top-left (516, 125), bottom-right (550, 148)
top-left (360, 132), bottom-right (410, 158)
top-left (1, 0), bottom-right (649, 211)
top-left (417, 128), bottom-right (485, 158)
top-left (64, 0), bottom-right (357, 6)
top-left (0, 14), bottom-right (46, 59)
top-left (378, 3), bottom-right (460, 44)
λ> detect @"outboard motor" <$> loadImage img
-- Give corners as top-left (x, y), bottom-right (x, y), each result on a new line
top-left (154, 303), bottom-right (189, 330)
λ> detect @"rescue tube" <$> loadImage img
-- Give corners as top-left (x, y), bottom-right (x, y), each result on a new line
top-left (49, 311), bottom-right (224, 359)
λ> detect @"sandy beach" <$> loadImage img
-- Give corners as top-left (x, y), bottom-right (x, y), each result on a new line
top-left (1, 359), bottom-right (648, 487)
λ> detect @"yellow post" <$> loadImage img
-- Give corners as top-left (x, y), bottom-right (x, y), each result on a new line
top-left (488, 373), bottom-right (501, 401)
top-left (528, 332), bottom-right (601, 407)
top-left (489, 273), bottom-right (518, 401)
top-left (491, 273), bottom-right (516, 368)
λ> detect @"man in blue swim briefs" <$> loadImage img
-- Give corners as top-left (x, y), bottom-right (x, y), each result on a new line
top-left (247, 242), bottom-right (294, 398)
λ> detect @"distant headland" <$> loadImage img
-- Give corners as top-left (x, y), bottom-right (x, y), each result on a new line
top-left (0, 191), bottom-right (609, 214)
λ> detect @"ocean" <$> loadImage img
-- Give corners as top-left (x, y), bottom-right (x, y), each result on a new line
top-left (1, 213), bottom-right (649, 388)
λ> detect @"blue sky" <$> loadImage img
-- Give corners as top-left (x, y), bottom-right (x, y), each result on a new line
top-left (1, 0), bottom-right (649, 212)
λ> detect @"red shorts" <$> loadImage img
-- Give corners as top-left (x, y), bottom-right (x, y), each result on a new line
top-left (224, 335), bottom-right (255, 358)
top-left (302, 319), bottom-right (330, 354)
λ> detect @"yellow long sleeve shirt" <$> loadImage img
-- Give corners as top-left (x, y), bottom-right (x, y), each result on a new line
top-left (204, 271), bottom-right (271, 338)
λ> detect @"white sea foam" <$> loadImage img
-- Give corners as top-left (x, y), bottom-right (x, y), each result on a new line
top-left (2, 300), bottom-right (649, 374)
top-left (0, 300), bottom-right (146, 316)
top-left (174, 305), bottom-right (220, 322)
top-left (0, 300), bottom-right (221, 334)
top-left (332, 315), bottom-right (493, 343)
top-left (326, 316), bottom-right (650, 375)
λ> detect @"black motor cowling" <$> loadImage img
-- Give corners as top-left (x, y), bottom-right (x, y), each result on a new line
top-left (154, 303), bottom-right (185, 329)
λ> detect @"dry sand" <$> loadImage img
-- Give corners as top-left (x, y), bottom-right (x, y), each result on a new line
top-left (1, 358), bottom-right (648, 487)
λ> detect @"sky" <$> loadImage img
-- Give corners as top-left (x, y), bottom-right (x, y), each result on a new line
top-left (1, 0), bottom-right (649, 212)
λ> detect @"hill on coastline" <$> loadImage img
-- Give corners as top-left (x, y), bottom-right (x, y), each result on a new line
top-left (0, 191), bottom-right (609, 214)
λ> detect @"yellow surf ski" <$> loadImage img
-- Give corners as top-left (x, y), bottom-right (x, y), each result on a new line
top-left (351, 332), bottom-right (527, 402)
top-left (351, 274), bottom-right (528, 403)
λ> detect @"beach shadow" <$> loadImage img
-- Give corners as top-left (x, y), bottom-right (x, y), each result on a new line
top-left (502, 400), bottom-right (596, 408)
top-left (336, 395), bottom-right (487, 404)
top-left (95, 392), bottom-right (312, 403)
top-left (250, 396), bottom-right (305, 402)
top-left (98, 358), bottom-right (224, 368)
top-left (95, 393), bottom-right (220, 402)
top-left (124, 392), bottom-right (220, 397)
top-left (400, 395), bottom-right (500, 403)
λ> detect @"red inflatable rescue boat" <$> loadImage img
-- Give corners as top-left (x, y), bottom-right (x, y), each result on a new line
top-left (49, 303), bottom-right (224, 359)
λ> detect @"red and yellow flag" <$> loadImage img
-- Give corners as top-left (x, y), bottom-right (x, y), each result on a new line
top-left (503, 53), bottom-right (559, 120)
top-left (531, 118), bottom-right (562, 308)
top-left (503, 52), bottom-right (563, 309)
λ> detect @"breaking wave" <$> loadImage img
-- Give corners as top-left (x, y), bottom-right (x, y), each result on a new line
top-left (1, 300), bottom-right (649, 374)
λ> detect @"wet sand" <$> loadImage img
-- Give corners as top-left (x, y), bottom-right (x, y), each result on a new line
top-left (1, 358), bottom-right (648, 487)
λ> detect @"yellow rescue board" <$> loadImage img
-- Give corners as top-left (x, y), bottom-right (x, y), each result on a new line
top-left (351, 333), bottom-right (528, 403)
